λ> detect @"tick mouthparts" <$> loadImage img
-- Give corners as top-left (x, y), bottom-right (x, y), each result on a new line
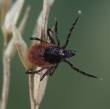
top-left (87, 74), bottom-right (103, 81)
top-left (94, 76), bottom-right (103, 81)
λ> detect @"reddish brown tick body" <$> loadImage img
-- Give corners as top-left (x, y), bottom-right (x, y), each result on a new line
top-left (28, 42), bottom-right (55, 68)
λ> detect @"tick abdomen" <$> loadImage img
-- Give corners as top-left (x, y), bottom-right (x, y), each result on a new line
top-left (28, 43), bottom-right (55, 67)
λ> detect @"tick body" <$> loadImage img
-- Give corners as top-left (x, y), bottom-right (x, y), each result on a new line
top-left (27, 11), bottom-right (98, 81)
top-left (28, 43), bottom-right (76, 67)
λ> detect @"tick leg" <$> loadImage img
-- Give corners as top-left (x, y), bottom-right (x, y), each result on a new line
top-left (30, 37), bottom-right (49, 43)
top-left (49, 64), bottom-right (59, 76)
top-left (54, 18), bottom-right (60, 46)
top-left (26, 68), bottom-right (45, 74)
top-left (47, 19), bottom-right (60, 46)
top-left (40, 67), bottom-right (54, 81)
top-left (64, 59), bottom-right (98, 79)
top-left (62, 12), bottom-right (81, 49)
top-left (47, 28), bottom-right (56, 44)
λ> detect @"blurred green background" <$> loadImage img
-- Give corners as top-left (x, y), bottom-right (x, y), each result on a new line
top-left (0, 0), bottom-right (110, 109)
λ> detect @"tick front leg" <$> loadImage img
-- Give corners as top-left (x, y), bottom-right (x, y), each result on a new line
top-left (62, 11), bottom-right (81, 49)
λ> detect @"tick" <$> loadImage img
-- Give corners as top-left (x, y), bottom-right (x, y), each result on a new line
top-left (27, 11), bottom-right (98, 81)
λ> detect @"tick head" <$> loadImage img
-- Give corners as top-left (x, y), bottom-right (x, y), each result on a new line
top-left (60, 49), bottom-right (77, 59)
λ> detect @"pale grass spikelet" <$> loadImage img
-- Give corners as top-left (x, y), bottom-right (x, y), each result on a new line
top-left (2, 0), bottom-right (25, 47)
top-left (0, 0), bottom-right (29, 109)
top-left (0, 0), bottom-right (55, 109)
top-left (0, 0), bottom-right (13, 25)
top-left (3, 0), bottom-right (24, 32)
top-left (12, 26), bottom-right (32, 69)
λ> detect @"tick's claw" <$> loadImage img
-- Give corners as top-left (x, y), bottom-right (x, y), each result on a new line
top-left (30, 37), bottom-right (34, 40)
top-left (100, 77), bottom-right (103, 80)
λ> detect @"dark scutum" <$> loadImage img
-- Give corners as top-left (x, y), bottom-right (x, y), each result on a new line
top-left (43, 47), bottom-right (75, 64)
top-left (43, 47), bottom-right (62, 64)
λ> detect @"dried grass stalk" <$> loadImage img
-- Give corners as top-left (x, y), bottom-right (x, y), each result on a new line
top-left (12, 0), bottom-right (55, 109)
top-left (1, 38), bottom-right (16, 109)
top-left (1, 0), bottom-right (55, 109)
top-left (2, 0), bottom-right (25, 47)
top-left (0, 0), bottom-right (12, 25)
top-left (32, 0), bottom-right (55, 109)
top-left (0, 1), bottom-right (29, 109)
